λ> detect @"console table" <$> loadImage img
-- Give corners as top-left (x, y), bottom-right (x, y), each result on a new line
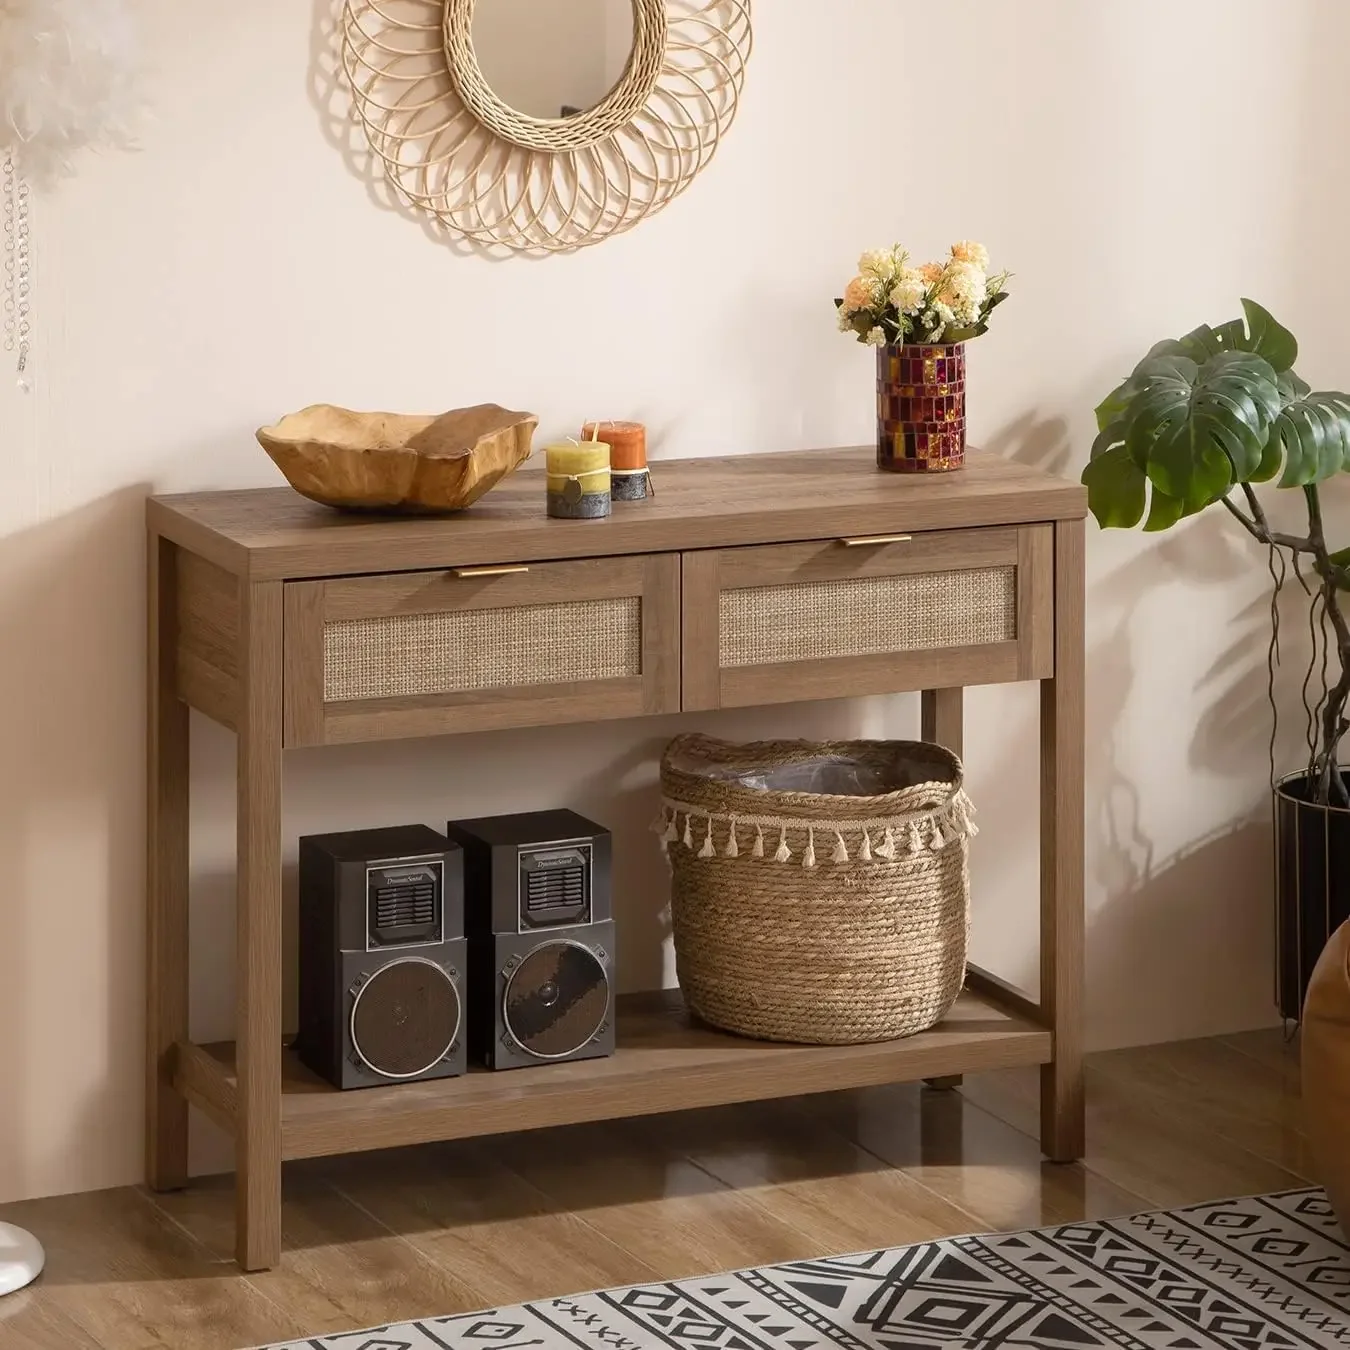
top-left (146, 445), bottom-right (1086, 1271)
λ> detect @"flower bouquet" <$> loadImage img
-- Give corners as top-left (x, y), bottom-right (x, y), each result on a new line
top-left (835, 242), bottom-right (1010, 472)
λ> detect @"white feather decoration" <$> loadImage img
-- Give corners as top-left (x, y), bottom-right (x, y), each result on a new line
top-left (0, 0), bottom-right (141, 186)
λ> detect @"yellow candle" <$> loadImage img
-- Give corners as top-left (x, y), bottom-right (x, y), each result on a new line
top-left (545, 441), bottom-right (610, 496)
top-left (545, 441), bottom-right (611, 518)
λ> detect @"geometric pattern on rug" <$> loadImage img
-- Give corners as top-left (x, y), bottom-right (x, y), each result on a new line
top-left (260, 1190), bottom-right (1350, 1350)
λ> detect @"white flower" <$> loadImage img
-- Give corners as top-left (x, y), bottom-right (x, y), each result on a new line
top-left (859, 248), bottom-right (898, 282)
top-left (946, 261), bottom-right (986, 303)
top-left (888, 268), bottom-right (928, 315)
top-left (864, 326), bottom-right (887, 347)
top-left (920, 307), bottom-right (949, 342)
top-left (941, 262), bottom-right (986, 328)
top-left (949, 298), bottom-right (979, 327)
top-left (837, 309), bottom-right (855, 333)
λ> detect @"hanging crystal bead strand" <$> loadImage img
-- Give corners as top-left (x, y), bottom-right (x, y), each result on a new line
top-left (3, 153), bottom-right (32, 392)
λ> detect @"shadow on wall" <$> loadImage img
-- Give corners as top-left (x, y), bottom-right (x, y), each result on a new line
top-left (1088, 819), bottom-right (1276, 1048)
top-left (307, 0), bottom-right (481, 256)
top-left (979, 412), bottom-right (1278, 1042)
top-left (1088, 507), bottom-right (1283, 1043)
top-left (0, 488), bottom-right (149, 1202)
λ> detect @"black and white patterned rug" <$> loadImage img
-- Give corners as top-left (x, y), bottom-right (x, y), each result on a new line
top-left (261, 1190), bottom-right (1350, 1350)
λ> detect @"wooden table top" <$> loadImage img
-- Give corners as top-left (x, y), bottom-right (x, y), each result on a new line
top-left (148, 445), bottom-right (1087, 581)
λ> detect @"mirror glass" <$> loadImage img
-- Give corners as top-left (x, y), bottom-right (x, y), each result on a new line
top-left (471, 0), bottom-right (635, 120)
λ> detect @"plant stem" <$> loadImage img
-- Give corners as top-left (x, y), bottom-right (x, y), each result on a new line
top-left (1224, 485), bottom-right (1350, 805)
top-left (1222, 489), bottom-right (1314, 556)
top-left (1304, 487), bottom-right (1350, 806)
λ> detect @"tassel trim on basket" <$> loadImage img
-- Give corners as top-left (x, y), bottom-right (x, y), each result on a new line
top-left (654, 788), bottom-right (978, 866)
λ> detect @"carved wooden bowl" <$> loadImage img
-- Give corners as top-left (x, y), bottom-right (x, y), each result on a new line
top-left (256, 403), bottom-right (538, 513)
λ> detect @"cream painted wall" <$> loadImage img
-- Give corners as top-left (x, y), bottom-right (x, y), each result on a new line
top-left (1, 0), bottom-right (1346, 1204)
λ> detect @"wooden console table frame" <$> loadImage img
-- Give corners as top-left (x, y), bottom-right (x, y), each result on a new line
top-left (145, 446), bottom-right (1086, 1271)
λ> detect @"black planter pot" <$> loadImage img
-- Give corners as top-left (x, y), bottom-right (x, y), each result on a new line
top-left (1275, 769), bottom-right (1350, 1019)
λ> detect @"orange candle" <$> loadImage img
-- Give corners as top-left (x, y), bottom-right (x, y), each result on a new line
top-left (582, 421), bottom-right (646, 471)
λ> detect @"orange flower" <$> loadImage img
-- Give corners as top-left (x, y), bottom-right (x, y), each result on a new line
top-left (918, 261), bottom-right (944, 284)
top-left (950, 240), bottom-right (990, 269)
top-left (841, 274), bottom-right (878, 314)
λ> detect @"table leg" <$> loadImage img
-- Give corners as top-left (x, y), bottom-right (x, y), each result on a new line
top-left (922, 688), bottom-right (964, 1089)
top-left (235, 580), bottom-right (285, 1270)
top-left (920, 687), bottom-right (964, 759)
top-left (146, 536), bottom-right (190, 1192)
top-left (1040, 518), bottom-right (1085, 1161)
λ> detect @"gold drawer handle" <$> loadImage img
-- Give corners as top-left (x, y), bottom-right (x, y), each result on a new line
top-left (451, 565), bottom-right (531, 579)
top-left (838, 534), bottom-right (913, 547)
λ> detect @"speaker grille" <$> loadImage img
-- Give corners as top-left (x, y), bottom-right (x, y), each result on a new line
top-left (350, 958), bottom-right (460, 1079)
top-left (503, 940), bottom-right (609, 1059)
top-left (521, 847), bottom-right (589, 926)
top-left (368, 861), bottom-right (442, 946)
top-left (374, 880), bottom-right (437, 930)
top-left (525, 867), bottom-right (583, 912)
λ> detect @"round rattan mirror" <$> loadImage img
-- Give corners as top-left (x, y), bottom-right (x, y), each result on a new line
top-left (457, 0), bottom-right (656, 144)
top-left (340, 0), bottom-right (751, 253)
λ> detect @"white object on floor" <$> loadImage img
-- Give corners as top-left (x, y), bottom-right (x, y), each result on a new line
top-left (0, 1223), bottom-right (44, 1295)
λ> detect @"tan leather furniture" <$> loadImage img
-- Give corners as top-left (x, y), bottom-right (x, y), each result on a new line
top-left (1305, 921), bottom-right (1350, 1230)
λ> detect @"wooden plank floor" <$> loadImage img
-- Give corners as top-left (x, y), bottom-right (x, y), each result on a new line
top-left (0, 1029), bottom-right (1310, 1350)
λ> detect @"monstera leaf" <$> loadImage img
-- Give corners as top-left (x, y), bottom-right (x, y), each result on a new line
top-left (1272, 392), bottom-right (1350, 487)
top-left (1086, 349), bottom-right (1281, 526)
top-left (1082, 302), bottom-right (1350, 531)
top-left (1147, 299), bottom-right (1299, 374)
top-left (1082, 445), bottom-right (1147, 528)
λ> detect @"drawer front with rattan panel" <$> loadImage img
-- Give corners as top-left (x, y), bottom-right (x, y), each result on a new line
top-left (284, 554), bottom-right (680, 745)
top-left (682, 526), bottom-right (1052, 711)
top-left (719, 567), bottom-right (1016, 668)
top-left (323, 597), bottom-right (642, 702)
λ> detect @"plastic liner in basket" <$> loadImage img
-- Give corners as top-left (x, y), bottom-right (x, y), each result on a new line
top-left (657, 733), bottom-right (974, 1045)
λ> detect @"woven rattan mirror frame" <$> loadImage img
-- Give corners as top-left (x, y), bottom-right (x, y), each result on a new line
top-left (341, 0), bottom-right (751, 253)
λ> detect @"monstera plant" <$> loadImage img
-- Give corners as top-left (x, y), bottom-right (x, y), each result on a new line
top-left (1082, 299), bottom-right (1350, 1015)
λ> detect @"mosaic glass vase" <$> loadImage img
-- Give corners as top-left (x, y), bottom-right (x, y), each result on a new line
top-left (876, 342), bottom-right (967, 472)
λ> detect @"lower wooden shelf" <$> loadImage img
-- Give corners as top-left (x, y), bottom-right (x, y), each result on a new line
top-left (173, 985), bottom-right (1050, 1162)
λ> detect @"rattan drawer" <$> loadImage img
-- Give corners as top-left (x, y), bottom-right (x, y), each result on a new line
top-left (681, 526), bottom-right (1053, 710)
top-left (283, 554), bottom-right (681, 745)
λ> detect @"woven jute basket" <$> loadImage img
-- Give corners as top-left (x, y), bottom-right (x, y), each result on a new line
top-left (658, 734), bottom-right (973, 1045)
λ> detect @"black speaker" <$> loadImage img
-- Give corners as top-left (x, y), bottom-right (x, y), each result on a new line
top-left (446, 809), bottom-right (615, 1071)
top-left (296, 824), bottom-right (467, 1090)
